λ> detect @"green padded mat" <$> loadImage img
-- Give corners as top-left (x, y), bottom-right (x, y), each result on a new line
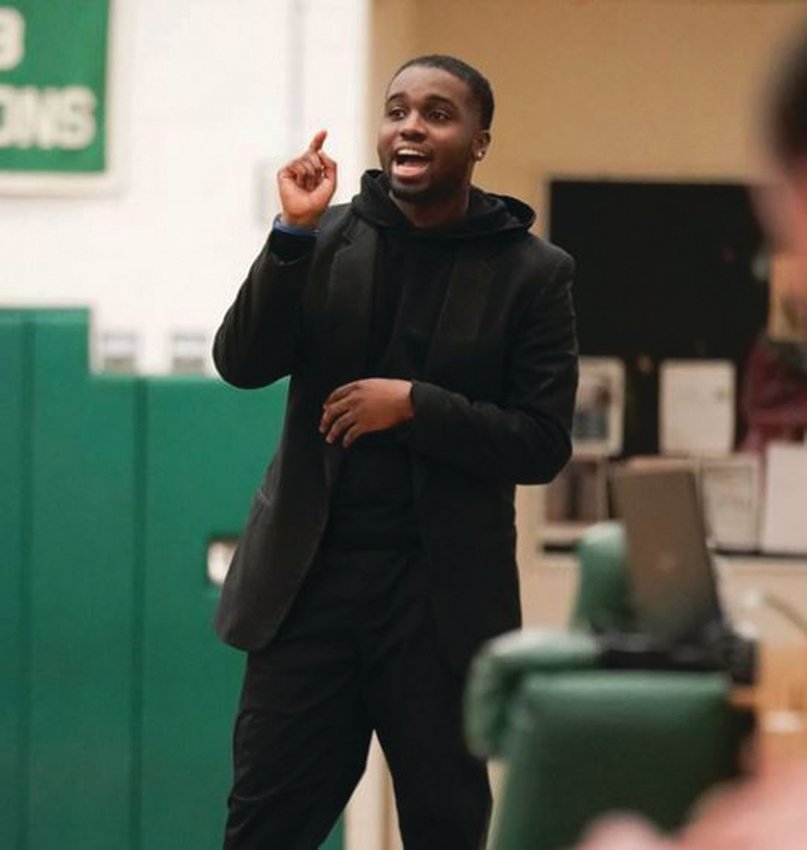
top-left (1, 308), bottom-right (342, 850)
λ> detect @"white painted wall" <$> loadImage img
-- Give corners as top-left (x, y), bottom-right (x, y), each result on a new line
top-left (0, 0), bottom-right (370, 373)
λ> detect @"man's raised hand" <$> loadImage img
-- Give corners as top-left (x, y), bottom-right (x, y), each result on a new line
top-left (277, 130), bottom-right (337, 229)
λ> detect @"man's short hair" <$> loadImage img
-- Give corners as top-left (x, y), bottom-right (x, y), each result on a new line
top-left (391, 54), bottom-right (494, 131)
top-left (769, 24), bottom-right (807, 168)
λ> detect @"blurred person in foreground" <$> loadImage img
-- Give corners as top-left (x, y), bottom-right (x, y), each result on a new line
top-left (576, 761), bottom-right (807, 850)
top-left (213, 54), bottom-right (578, 850)
top-left (742, 22), bottom-right (807, 452)
top-left (766, 21), bottom-right (807, 278)
top-left (576, 22), bottom-right (807, 850)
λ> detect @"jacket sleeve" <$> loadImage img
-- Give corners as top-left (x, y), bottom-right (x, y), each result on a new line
top-left (212, 233), bottom-right (314, 389)
top-left (401, 254), bottom-right (579, 484)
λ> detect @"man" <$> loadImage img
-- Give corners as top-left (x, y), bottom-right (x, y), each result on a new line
top-left (214, 55), bottom-right (578, 850)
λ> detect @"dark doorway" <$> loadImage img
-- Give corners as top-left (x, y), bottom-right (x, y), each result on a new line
top-left (549, 180), bottom-right (769, 456)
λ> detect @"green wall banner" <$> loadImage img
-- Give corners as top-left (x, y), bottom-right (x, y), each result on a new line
top-left (0, 1), bottom-right (118, 193)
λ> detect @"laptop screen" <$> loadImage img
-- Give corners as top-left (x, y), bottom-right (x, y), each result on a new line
top-left (611, 466), bottom-right (724, 644)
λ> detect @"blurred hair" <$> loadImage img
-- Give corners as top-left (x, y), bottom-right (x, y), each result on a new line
top-left (769, 23), bottom-right (807, 168)
top-left (390, 55), bottom-right (494, 130)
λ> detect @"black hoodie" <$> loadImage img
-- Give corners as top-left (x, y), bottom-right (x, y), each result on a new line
top-left (320, 170), bottom-right (537, 552)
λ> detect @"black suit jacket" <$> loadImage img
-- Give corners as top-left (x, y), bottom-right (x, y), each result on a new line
top-left (213, 203), bottom-right (578, 668)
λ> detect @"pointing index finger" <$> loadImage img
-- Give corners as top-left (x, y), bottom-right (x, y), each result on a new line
top-left (309, 129), bottom-right (328, 153)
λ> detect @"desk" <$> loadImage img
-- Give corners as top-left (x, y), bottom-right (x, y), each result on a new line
top-left (732, 643), bottom-right (807, 765)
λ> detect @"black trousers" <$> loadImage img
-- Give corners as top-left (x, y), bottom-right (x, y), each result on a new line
top-left (222, 547), bottom-right (491, 850)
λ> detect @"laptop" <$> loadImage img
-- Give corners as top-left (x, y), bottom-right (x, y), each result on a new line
top-left (604, 465), bottom-right (755, 684)
top-left (611, 465), bottom-right (724, 644)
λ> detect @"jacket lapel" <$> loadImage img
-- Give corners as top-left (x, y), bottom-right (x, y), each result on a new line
top-left (320, 218), bottom-right (378, 490)
top-left (324, 218), bottom-right (378, 385)
top-left (412, 241), bottom-right (497, 502)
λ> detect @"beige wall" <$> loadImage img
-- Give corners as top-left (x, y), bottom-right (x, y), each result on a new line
top-left (370, 0), bottom-right (805, 232)
top-left (367, 0), bottom-right (418, 165)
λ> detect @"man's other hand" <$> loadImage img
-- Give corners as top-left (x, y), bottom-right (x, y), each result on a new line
top-left (277, 130), bottom-right (337, 229)
top-left (320, 379), bottom-right (414, 447)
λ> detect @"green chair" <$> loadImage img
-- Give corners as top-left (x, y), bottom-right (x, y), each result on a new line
top-left (570, 521), bottom-right (633, 634)
top-left (465, 522), bottom-right (752, 850)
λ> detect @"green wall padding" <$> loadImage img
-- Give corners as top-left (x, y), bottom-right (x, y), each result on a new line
top-left (139, 377), bottom-right (285, 850)
top-left (27, 311), bottom-right (139, 850)
top-left (1, 308), bottom-right (343, 850)
top-left (0, 315), bottom-right (28, 850)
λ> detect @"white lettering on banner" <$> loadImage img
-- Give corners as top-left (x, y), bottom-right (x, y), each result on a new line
top-left (58, 87), bottom-right (96, 149)
top-left (0, 85), bottom-right (97, 149)
top-left (0, 8), bottom-right (24, 72)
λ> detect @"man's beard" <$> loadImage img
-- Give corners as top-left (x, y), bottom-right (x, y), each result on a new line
top-left (388, 172), bottom-right (463, 207)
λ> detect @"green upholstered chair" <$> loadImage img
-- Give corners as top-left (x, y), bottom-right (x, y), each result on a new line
top-left (465, 522), bottom-right (752, 850)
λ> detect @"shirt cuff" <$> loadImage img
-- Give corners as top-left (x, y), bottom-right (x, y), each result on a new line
top-left (269, 215), bottom-right (318, 263)
top-left (273, 214), bottom-right (320, 237)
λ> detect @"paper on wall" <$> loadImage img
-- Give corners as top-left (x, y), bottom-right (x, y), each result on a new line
top-left (761, 442), bottom-right (807, 554)
top-left (700, 455), bottom-right (760, 551)
top-left (659, 360), bottom-right (735, 455)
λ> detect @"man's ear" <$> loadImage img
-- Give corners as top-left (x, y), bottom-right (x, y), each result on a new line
top-left (474, 130), bottom-right (492, 161)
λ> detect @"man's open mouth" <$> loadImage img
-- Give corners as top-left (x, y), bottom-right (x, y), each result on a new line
top-left (392, 148), bottom-right (432, 179)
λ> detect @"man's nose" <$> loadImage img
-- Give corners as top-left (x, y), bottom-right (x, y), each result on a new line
top-left (399, 111), bottom-right (426, 138)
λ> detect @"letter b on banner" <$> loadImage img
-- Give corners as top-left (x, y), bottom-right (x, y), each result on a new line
top-left (0, 8), bottom-right (24, 71)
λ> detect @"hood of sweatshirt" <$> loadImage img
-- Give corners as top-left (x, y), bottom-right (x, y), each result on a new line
top-left (350, 169), bottom-right (535, 240)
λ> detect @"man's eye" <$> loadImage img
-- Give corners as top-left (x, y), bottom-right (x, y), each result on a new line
top-left (387, 107), bottom-right (406, 120)
top-left (429, 111), bottom-right (450, 122)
